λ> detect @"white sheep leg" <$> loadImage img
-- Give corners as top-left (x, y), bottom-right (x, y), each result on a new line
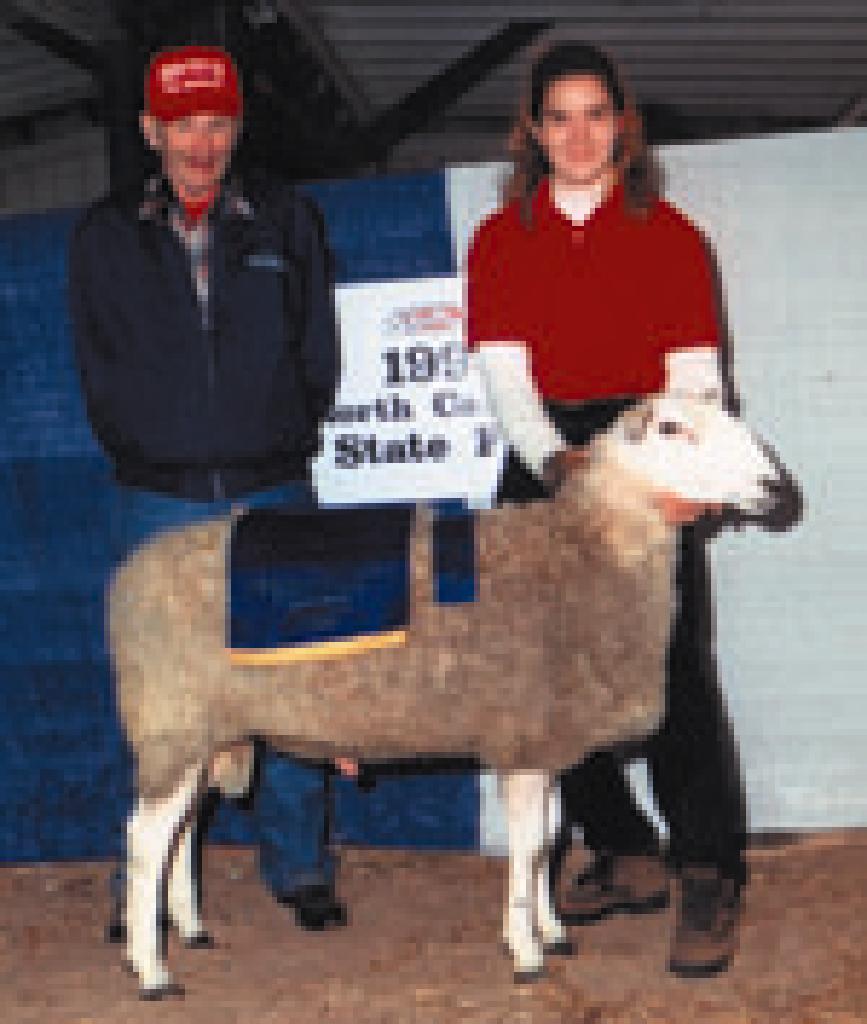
top-left (535, 782), bottom-right (569, 951)
top-left (126, 765), bottom-right (202, 996)
top-left (501, 770), bottom-right (547, 979)
top-left (166, 814), bottom-right (209, 945)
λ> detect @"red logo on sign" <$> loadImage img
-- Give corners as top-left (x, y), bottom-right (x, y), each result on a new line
top-left (385, 303), bottom-right (464, 336)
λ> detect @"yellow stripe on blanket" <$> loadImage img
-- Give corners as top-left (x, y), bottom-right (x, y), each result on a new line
top-left (226, 628), bottom-right (407, 666)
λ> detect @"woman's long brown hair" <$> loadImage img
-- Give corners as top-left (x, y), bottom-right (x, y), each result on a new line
top-left (506, 42), bottom-right (654, 225)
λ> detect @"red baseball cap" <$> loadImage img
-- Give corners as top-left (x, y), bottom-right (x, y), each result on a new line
top-left (146, 45), bottom-right (241, 121)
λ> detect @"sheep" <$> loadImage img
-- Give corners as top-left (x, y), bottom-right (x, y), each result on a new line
top-left (109, 394), bottom-right (779, 998)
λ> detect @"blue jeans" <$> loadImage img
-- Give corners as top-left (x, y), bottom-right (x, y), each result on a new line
top-left (111, 481), bottom-right (335, 898)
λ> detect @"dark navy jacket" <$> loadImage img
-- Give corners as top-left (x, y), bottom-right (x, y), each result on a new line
top-left (68, 172), bottom-right (339, 501)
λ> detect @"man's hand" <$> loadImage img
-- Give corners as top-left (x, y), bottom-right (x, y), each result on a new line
top-left (335, 757), bottom-right (359, 778)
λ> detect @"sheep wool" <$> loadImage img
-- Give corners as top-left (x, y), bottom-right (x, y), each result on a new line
top-left (110, 446), bottom-right (676, 801)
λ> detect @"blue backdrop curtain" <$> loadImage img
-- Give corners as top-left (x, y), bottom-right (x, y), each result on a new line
top-left (0, 170), bottom-right (478, 862)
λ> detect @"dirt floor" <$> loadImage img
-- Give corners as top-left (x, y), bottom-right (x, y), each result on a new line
top-left (2, 835), bottom-right (867, 1024)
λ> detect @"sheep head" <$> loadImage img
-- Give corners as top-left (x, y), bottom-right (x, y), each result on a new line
top-left (599, 394), bottom-right (779, 515)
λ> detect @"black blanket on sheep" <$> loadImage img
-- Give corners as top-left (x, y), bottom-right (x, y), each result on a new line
top-left (229, 503), bottom-right (476, 652)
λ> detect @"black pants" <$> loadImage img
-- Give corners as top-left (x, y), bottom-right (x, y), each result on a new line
top-left (557, 528), bottom-right (748, 885)
top-left (501, 399), bottom-right (748, 887)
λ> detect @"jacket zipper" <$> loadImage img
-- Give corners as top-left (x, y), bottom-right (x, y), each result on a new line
top-left (202, 304), bottom-right (225, 502)
top-left (200, 215), bottom-right (225, 502)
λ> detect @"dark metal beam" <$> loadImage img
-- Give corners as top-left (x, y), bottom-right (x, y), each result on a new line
top-left (274, 0), bottom-right (373, 123)
top-left (336, 20), bottom-right (551, 171)
top-left (641, 102), bottom-right (822, 144)
top-left (0, 96), bottom-right (100, 148)
top-left (2, 2), bottom-right (102, 75)
top-left (114, 0), bottom-right (222, 49)
top-left (101, 36), bottom-right (147, 194)
top-left (238, 7), bottom-right (364, 178)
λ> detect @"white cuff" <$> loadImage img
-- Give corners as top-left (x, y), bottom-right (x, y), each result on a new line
top-left (472, 343), bottom-right (565, 476)
top-left (665, 347), bottom-right (723, 403)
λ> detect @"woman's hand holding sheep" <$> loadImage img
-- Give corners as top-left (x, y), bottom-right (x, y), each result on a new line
top-left (541, 445), bottom-right (590, 493)
top-left (654, 493), bottom-right (723, 525)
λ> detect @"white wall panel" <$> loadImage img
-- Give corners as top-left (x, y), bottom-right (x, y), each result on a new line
top-left (448, 127), bottom-right (867, 840)
top-left (660, 127), bottom-right (867, 830)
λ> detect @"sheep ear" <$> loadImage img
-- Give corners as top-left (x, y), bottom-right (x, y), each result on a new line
top-left (619, 403), bottom-right (653, 443)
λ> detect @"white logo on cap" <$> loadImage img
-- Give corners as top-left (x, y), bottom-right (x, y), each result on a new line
top-left (160, 58), bottom-right (226, 94)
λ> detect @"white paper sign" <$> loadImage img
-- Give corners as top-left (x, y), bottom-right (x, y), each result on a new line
top-left (312, 275), bottom-right (505, 507)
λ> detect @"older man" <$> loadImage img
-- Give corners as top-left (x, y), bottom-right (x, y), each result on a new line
top-left (70, 45), bottom-right (346, 932)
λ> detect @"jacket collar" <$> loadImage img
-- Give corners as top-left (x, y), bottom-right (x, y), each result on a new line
top-left (137, 173), bottom-right (256, 225)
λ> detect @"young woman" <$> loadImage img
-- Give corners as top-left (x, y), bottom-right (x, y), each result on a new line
top-left (466, 41), bottom-right (746, 977)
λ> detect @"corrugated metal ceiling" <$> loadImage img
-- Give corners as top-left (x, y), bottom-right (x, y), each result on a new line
top-left (304, 0), bottom-right (867, 124)
top-left (0, 0), bottom-right (111, 121)
top-left (1, 0), bottom-right (867, 151)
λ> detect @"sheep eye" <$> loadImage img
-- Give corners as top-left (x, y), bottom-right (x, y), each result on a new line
top-left (658, 420), bottom-right (681, 436)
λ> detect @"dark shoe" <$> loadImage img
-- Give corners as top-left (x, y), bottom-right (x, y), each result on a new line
top-left (668, 866), bottom-right (739, 978)
top-left (556, 852), bottom-right (669, 925)
top-left (278, 884), bottom-right (348, 931)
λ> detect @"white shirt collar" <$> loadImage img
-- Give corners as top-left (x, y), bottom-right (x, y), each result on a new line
top-left (551, 179), bottom-right (607, 225)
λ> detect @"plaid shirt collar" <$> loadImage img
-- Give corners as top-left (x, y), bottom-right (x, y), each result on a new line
top-left (137, 174), bottom-right (256, 226)
top-left (138, 174), bottom-right (256, 329)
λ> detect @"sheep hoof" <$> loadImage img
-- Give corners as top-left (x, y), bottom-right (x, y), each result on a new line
top-left (543, 938), bottom-right (575, 956)
top-left (139, 981), bottom-right (185, 1001)
top-left (513, 965), bottom-right (546, 984)
top-left (183, 932), bottom-right (216, 949)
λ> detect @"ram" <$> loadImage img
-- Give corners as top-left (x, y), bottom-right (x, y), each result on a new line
top-left (110, 395), bottom-right (779, 998)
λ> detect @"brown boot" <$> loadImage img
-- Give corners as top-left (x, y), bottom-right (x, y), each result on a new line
top-left (556, 851), bottom-right (670, 925)
top-left (668, 866), bottom-right (740, 978)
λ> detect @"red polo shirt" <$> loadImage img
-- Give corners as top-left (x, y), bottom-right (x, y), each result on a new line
top-left (466, 179), bottom-right (720, 402)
